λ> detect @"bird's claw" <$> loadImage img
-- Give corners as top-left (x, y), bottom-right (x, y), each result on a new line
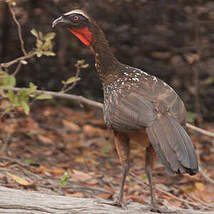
top-left (95, 197), bottom-right (131, 210)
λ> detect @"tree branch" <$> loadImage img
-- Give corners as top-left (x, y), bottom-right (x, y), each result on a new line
top-left (199, 166), bottom-right (214, 185)
top-left (8, 2), bottom-right (27, 56)
top-left (0, 51), bottom-right (36, 68)
top-left (4, 87), bottom-right (214, 138)
top-left (186, 123), bottom-right (214, 138)
top-left (6, 87), bottom-right (103, 109)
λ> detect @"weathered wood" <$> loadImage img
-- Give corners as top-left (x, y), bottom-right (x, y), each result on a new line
top-left (0, 186), bottom-right (213, 214)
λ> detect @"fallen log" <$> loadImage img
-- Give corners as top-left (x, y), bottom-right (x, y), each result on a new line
top-left (0, 186), bottom-right (213, 214)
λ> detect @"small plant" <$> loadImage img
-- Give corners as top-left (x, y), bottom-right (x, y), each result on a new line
top-left (60, 172), bottom-right (70, 186)
top-left (3, 82), bottom-right (52, 115)
top-left (0, 29), bottom-right (56, 116)
top-left (61, 60), bottom-right (89, 93)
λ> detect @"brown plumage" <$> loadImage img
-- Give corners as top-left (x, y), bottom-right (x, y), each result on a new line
top-left (52, 10), bottom-right (198, 211)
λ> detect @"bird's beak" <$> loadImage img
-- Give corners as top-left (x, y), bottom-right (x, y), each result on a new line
top-left (52, 16), bottom-right (63, 28)
top-left (52, 16), bottom-right (71, 28)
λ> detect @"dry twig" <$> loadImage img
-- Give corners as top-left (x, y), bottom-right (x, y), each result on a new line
top-left (199, 166), bottom-right (214, 185)
top-left (186, 123), bottom-right (214, 138)
top-left (4, 87), bottom-right (214, 139)
top-left (8, 2), bottom-right (27, 56)
top-left (0, 52), bottom-right (36, 68)
top-left (129, 172), bottom-right (214, 210)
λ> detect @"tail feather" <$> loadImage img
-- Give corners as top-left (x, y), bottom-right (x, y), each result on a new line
top-left (146, 115), bottom-right (198, 175)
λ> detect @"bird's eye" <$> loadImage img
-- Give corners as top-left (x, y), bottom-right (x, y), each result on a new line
top-left (73, 16), bottom-right (79, 21)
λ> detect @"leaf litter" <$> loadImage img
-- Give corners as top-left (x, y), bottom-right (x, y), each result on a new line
top-left (0, 104), bottom-right (213, 211)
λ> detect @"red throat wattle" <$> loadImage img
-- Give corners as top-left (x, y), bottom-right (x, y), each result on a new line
top-left (68, 27), bottom-right (92, 46)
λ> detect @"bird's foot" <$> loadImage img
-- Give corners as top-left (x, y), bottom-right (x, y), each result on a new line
top-left (150, 203), bottom-right (176, 213)
top-left (95, 197), bottom-right (131, 209)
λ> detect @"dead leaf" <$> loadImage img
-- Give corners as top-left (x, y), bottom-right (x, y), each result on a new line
top-left (83, 125), bottom-right (108, 138)
top-left (64, 191), bottom-right (84, 197)
top-left (74, 156), bottom-right (85, 164)
top-left (0, 162), bottom-right (11, 167)
top-left (31, 166), bottom-right (64, 175)
top-left (184, 53), bottom-right (200, 64)
top-left (37, 135), bottom-right (53, 145)
top-left (162, 199), bottom-right (182, 210)
top-left (151, 51), bottom-right (171, 59)
top-left (72, 169), bottom-right (98, 185)
top-left (62, 120), bottom-right (81, 132)
top-left (195, 182), bottom-right (204, 191)
top-left (7, 172), bottom-right (35, 187)
top-left (98, 193), bottom-right (112, 200)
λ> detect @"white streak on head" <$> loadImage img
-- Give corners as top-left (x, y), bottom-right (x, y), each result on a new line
top-left (64, 9), bottom-right (89, 19)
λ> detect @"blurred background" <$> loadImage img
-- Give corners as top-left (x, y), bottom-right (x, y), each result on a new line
top-left (0, 0), bottom-right (214, 122)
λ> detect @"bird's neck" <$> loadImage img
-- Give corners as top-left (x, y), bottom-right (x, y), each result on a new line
top-left (90, 24), bottom-right (121, 85)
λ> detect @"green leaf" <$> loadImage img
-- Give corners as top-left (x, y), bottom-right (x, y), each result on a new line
top-left (43, 32), bottom-right (56, 41)
top-left (8, 90), bottom-right (15, 103)
top-left (42, 40), bottom-right (51, 51)
top-left (4, 106), bottom-right (15, 115)
top-left (202, 77), bottom-right (214, 86)
top-left (21, 101), bottom-right (30, 114)
top-left (62, 77), bottom-right (81, 85)
top-left (29, 82), bottom-right (37, 93)
top-left (142, 174), bottom-right (147, 180)
top-left (9, 75), bottom-right (16, 87)
top-left (18, 90), bottom-right (29, 102)
top-left (31, 29), bottom-right (38, 38)
top-left (36, 51), bottom-right (43, 57)
top-left (36, 94), bottom-right (52, 100)
top-left (77, 59), bottom-right (85, 65)
top-left (39, 31), bottom-right (43, 40)
top-left (43, 51), bottom-right (55, 56)
top-left (60, 172), bottom-right (69, 186)
top-left (100, 143), bottom-right (111, 153)
top-left (24, 159), bottom-right (35, 165)
top-left (36, 40), bottom-right (43, 49)
top-left (186, 111), bottom-right (197, 123)
top-left (80, 63), bottom-right (89, 69)
top-left (3, 75), bottom-right (16, 87)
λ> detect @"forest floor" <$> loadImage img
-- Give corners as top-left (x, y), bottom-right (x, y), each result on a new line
top-left (0, 103), bottom-right (214, 212)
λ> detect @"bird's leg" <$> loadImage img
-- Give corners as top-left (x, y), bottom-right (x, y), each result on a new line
top-left (117, 159), bottom-right (129, 206)
top-left (101, 131), bottom-right (130, 208)
top-left (145, 145), bottom-right (159, 211)
top-left (145, 146), bottom-right (174, 213)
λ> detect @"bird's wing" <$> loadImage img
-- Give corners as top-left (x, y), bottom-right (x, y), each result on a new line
top-left (104, 70), bottom-right (186, 131)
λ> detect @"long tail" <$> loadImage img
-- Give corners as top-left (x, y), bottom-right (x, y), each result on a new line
top-left (146, 115), bottom-right (198, 175)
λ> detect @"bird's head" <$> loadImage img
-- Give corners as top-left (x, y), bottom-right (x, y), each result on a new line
top-left (52, 9), bottom-right (93, 46)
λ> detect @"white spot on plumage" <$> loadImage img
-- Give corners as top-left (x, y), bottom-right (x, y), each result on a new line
top-left (163, 82), bottom-right (168, 86)
top-left (152, 76), bottom-right (157, 81)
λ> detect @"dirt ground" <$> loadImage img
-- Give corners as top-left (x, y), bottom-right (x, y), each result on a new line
top-left (0, 104), bottom-right (214, 211)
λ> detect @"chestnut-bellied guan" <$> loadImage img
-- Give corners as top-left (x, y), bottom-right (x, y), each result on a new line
top-left (52, 9), bottom-right (198, 212)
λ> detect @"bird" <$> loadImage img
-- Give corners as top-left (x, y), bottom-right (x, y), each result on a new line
top-left (52, 9), bottom-right (198, 212)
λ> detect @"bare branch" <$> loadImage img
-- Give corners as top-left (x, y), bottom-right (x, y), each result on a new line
top-left (8, 2), bottom-right (27, 55)
top-left (3, 87), bottom-right (214, 138)
top-left (199, 166), bottom-right (214, 185)
top-left (5, 87), bottom-right (103, 109)
top-left (61, 65), bottom-right (81, 93)
top-left (12, 62), bottom-right (22, 76)
top-left (129, 171), bottom-right (213, 210)
top-left (186, 123), bottom-right (214, 138)
top-left (0, 51), bottom-right (36, 68)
